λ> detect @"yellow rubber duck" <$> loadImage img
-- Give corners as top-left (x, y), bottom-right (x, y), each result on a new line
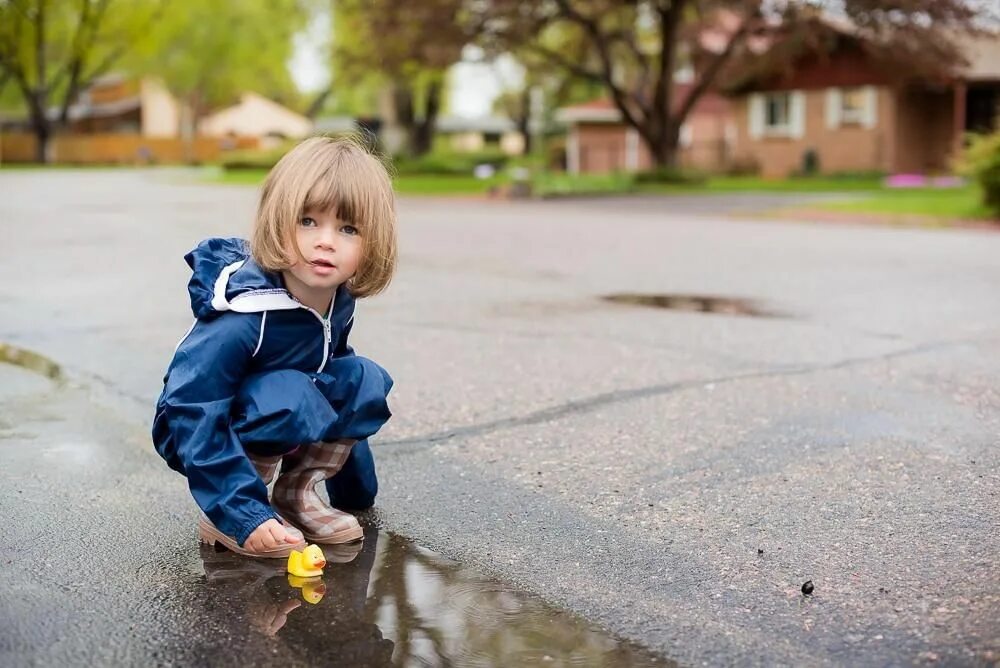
top-left (287, 544), bottom-right (326, 577)
top-left (287, 574), bottom-right (327, 604)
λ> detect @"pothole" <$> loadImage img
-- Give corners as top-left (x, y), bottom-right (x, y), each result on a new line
top-left (602, 293), bottom-right (783, 318)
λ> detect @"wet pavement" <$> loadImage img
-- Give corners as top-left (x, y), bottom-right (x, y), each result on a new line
top-left (1, 169), bottom-right (999, 665)
top-left (0, 363), bottom-right (667, 666)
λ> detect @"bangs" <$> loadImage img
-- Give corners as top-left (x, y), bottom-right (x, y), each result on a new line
top-left (302, 159), bottom-right (383, 233)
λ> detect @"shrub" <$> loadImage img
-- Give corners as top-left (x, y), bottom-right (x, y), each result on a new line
top-left (219, 144), bottom-right (295, 170)
top-left (633, 166), bottom-right (707, 185)
top-left (392, 149), bottom-right (509, 176)
top-left (958, 130), bottom-right (1000, 216)
top-left (531, 171), bottom-right (635, 198)
top-left (724, 157), bottom-right (761, 177)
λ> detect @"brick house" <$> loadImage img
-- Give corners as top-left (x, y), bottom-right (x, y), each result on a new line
top-left (555, 83), bottom-right (734, 174)
top-left (727, 27), bottom-right (1000, 178)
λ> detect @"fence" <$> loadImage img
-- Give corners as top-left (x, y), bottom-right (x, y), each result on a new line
top-left (0, 132), bottom-right (258, 164)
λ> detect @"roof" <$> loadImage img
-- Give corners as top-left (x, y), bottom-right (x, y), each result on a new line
top-left (724, 15), bottom-right (1000, 90)
top-left (435, 115), bottom-right (517, 133)
top-left (44, 95), bottom-right (141, 123)
top-left (960, 33), bottom-right (1000, 81)
top-left (556, 84), bottom-right (731, 124)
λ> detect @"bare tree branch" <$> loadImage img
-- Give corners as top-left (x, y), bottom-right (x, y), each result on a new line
top-left (676, 7), bottom-right (755, 124)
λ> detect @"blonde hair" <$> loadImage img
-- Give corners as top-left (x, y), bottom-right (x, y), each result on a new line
top-left (251, 135), bottom-right (397, 298)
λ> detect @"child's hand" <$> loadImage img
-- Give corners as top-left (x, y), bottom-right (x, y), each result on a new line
top-left (245, 519), bottom-right (300, 553)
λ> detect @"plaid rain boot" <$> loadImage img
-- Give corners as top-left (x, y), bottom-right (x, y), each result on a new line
top-left (197, 451), bottom-right (306, 558)
top-left (272, 440), bottom-right (365, 544)
top-left (244, 452), bottom-right (306, 544)
top-left (246, 452), bottom-right (282, 486)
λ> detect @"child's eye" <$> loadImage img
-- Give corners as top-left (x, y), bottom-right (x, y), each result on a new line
top-left (340, 225), bottom-right (359, 236)
top-left (300, 217), bottom-right (317, 227)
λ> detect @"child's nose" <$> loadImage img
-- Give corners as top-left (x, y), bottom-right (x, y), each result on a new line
top-left (317, 228), bottom-right (336, 249)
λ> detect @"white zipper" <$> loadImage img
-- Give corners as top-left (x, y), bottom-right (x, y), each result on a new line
top-left (283, 291), bottom-right (336, 373)
top-left (298, 306), bottom-right (330, 373)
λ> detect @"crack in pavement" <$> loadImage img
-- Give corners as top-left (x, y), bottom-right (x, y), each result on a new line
top-left (379, 337), bottom-right (986, 450)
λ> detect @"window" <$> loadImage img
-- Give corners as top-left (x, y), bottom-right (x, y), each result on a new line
top-left (749, 91), bottom-right (805, 139)
top-left (840, 88), bottom-right (866, 124)
top-left (826, 87), bottom-right (877, 129)
top-left (765, 93), bottom-right (792, 132)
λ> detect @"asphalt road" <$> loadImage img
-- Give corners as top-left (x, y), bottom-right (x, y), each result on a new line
top-left (1, 169), bottom-right (998, 666)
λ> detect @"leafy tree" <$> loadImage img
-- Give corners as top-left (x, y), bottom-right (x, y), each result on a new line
top-left (0, 0), bottom-right (163, 162)
top-left (476, 0), bottom-right (985, 168)
top-left (333, 0), bottom-right (470, 156)
top-left (128, 0), bottom-right (309, 129)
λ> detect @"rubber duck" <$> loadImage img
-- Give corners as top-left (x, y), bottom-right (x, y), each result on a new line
top-left (287, 574), bottom-right (327, 604)
top-left (287, 544), bottom-right (326, 578)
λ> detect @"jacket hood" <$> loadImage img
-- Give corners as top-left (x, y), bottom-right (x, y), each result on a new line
top-left (185, 237), bottom-right (304, 319)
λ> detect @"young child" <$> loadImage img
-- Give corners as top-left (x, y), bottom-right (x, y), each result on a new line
top-left (152, 136), bottom-right (397, 558)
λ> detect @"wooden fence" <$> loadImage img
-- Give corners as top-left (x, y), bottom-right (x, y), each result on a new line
top-left (0, 132), bottom-right (258, 164)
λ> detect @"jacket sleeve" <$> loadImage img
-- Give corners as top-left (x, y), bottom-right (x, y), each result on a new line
top-left (152, 312), bottom-right (278, 546)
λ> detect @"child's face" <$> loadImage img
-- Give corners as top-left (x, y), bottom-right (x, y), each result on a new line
top-left (285, 207), bottom-right (362, 296)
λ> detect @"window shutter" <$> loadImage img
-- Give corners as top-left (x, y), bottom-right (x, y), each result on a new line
top-left (790, 90), bottom-right (806, 138)
top-left (749, 94), bottom-right (764, 139)
top-left (826, 88), bottom-right (842, 129)
top-left (862, 86), bottom-right (878, 129)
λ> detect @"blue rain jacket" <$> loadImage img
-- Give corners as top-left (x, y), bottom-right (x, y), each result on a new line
top-left (152, 237), bottom-right (392, 546)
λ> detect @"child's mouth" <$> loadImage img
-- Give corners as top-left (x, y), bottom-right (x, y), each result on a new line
top-left (309, 259), bottom-right (336, 276)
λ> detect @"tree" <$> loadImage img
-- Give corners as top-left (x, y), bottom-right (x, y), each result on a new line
top-left (333, 0), bottom-right (470, 157)
top-left (487, 39), bottom-right (607, 155)
top-left (128, 0), bottom-right (309, 153)
top-left (0, 0), bottom-right (163, 162)
top-left (476, 0), bottom-right (984, 169)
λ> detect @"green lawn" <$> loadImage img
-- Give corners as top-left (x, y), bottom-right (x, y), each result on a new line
top-left (211, 167), bottom-right (502, 195)
top-left (636, 174), bottom-right (886, 194)
top-left (174, 167), bottom-right (998, 222)
top-left (816, 185), bottom-right (994, 221)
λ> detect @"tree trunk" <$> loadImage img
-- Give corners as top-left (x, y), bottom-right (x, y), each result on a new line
top-left (28, 92), bottom-right (51, 164)
top-left (33, 119), bottom-right (51, 163)
top-left (645, 120), bottom-right (682, 170)
top-left (410, 79), bottom-right (441, 157)
top-left (518, 88), bottom-right (531, 154)
top-left (32, 0), bottom-right (50, 163)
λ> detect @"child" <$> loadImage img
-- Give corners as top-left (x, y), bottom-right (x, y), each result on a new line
top-left (152, 136), bottom-right (397, 558)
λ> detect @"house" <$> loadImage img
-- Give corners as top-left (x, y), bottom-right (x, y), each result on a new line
top-left (53, 74), bottom-right (182, 138)
top-left (727, 24), bottom-right (1000, 177)
top-left (0, 74), bottom-right (317, 163)
top-left (555, 84), bottom-right (734, 174)
top-left (198, 92), bottom-right (313, 147)
top-left (435, 114), bottom-right (525, 155)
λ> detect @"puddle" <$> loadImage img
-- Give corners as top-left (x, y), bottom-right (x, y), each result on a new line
top-left (198, 529), bottom-right (672, 666)
top-left (602, 293), bottom-right (782, 318)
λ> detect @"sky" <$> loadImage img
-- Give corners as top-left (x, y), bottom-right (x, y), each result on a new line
top-left (288, 13), bottom-right (521, 118)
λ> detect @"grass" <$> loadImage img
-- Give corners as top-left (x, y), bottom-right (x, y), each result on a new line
top-left (211, 167), bottom-right (502, 195)
top-left (636, 174), bottom-right (886, 194)
top-left (531, 171), bottom-right (635, 197)
top-left (24, 163), bottom-right (991, 222)
top-left (815, 185), bottom-right (995, 221)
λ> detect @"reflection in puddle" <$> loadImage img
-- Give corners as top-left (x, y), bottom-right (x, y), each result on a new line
top-left (199, 530), bottom-right (670, 666)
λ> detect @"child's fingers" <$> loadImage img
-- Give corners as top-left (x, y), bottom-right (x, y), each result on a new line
top-left (266, 523), bottom-right (287, 545)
